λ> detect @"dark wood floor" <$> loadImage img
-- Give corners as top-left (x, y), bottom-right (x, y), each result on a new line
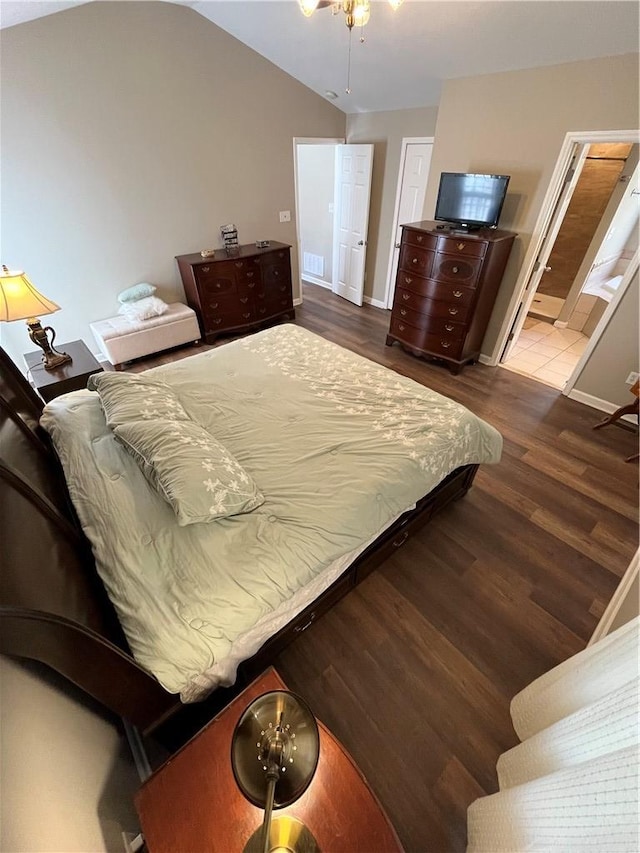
top-left (140, 285), bottom-right (638, 853)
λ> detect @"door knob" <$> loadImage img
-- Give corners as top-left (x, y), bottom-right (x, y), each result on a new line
top-left (357, 240), bottom-right (366, 246)
top-left (395, 243), bottom-right (401, 249)
top-left (544, 266), bottom-right (552, 272)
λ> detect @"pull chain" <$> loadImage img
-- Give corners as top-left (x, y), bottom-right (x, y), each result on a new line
top-left (345, 27), bottom-right (353, 94)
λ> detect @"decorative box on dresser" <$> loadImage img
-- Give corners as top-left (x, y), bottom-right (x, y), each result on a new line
top-left (176, 242), bottom-right (294, 343)
top-left (386, 221), bottom-right (516, 373)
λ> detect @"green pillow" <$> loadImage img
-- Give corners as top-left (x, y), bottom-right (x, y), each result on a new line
top-left (114, 418), bottom-right (264, 525)
top-left (117, 282), bottom-right (157, 303)
top-left (88, 371), bottom-right (190, 429)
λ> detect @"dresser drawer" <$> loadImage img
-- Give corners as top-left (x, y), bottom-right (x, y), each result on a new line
top-left (432, 253), bottom-right (482, 287)
top-left (403, 229), bottom-right (439, 251)
top-left (393, 288), bottom-right (472, 323)
top-left (392, 305), bottom-right (466, 340)
top-left (436, 235), bottom-right (487, 258)
top-left (395, 276), bottom-right (476, 308)
top-left (204, 303), bottom-right (255, 330)
top-left (389, 318), bottom-right (463, 358)
top-left (398, 243), bottom-right (434, 277)
top-left (197, 268), bottom-right (237, 296)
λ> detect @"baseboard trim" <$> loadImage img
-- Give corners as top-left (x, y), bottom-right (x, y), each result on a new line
top-left (566, 388), bottom-right (637, 424)
top-left (293, 297), bottom-right (303, 307)
top-left (478, 354), bottom-right (495, 366)
top-left (363, 295), bottom-right (388, 310)
top-left (589, 549), bottom-right (639, 645)
top-left (301, 276), bottom-right (332, 290)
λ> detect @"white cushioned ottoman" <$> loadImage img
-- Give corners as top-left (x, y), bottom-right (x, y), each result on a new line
top-left (90, 303), bottom-right (200, 369)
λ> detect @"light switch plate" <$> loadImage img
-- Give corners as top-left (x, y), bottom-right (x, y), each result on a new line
top-left (279, 210), bottom-right (291, 223)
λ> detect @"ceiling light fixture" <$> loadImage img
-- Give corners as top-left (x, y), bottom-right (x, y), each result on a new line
top-left (299, 0), bottom-right (404, 94)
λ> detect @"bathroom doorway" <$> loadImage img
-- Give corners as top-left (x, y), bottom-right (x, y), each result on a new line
top-left (498, 136), bottom-right (639, 390)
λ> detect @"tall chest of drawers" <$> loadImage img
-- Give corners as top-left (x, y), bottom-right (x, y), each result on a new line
top-left (386, 221), bottom-right (516, 373)
top-left (176, 242), bottom-right (294, 344)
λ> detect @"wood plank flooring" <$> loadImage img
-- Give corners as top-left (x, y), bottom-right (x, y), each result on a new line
top-left (139, 285), bottom-right (638, 852)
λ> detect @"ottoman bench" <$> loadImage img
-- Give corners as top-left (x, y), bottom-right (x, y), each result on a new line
top-left (90, 303), bottom-right (200, 370)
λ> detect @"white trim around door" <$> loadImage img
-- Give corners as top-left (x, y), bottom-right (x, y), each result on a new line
top-left (293, 137), bottom-right (345, 304)
top-left (488, 129), bottom-right (640, 366)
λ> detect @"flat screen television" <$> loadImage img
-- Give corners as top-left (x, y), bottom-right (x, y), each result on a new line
top-left (434, 172), bottom-right (510, 230)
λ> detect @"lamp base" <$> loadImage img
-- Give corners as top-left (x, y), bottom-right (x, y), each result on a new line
top-left (27, 318), bottom-right (72, 371)
top-left (244, 816), bottom-right (320, 853)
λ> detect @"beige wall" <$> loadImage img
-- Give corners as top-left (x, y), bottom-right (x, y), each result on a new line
top-left (0, 656), bottom-right (140, 852)
top-left (297, 145), bottom-right (336, 287)
top-left (423, 54), bottom-right (640, 356)
top-left (0, 1), bottom-right (345, 365)
top-left (572, 267), bottom-right (639, 407)
top-left (346, 107), bottom-right (438, 303)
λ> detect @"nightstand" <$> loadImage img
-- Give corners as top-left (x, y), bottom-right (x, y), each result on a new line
top-left (24, 339), bottom-right (103, 403)
top-left (136, 668), bottom-right (402, 852)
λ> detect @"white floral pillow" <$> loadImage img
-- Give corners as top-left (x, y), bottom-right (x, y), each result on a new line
top-left (114, 418), bottom-right (264, 525)
top-left (118, 296), bottom-right (168, 322)
top-left (88, 371), bottom-right (191, 428)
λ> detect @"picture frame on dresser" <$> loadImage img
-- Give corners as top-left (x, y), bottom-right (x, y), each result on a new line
top-left (176, 242), bottom-right (295, 343)
top-left (386, 221), bottom-right (516, 373)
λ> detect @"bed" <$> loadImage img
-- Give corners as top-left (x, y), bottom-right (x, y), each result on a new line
top-left (0, 324), bottom-right (501, 736)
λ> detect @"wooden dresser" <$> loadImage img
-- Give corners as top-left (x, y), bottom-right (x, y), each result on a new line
top-left (176, 242), bottom-right (294, 344)
top-left (386, 221), bottom-right (516, 373)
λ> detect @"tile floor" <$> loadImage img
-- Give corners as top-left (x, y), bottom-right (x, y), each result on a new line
top-left (501, 317), bottom-right (589, 390)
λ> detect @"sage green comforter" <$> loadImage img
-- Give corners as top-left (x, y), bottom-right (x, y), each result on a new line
top-left (41, 324), bottom-right (502, 701)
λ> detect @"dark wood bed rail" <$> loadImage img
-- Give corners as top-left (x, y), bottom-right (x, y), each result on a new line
top-left (0, 343), bottom-right (479, 743)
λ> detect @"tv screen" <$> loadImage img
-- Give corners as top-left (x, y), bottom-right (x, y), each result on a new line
top-left (434, 173), bottom-right (510, 229)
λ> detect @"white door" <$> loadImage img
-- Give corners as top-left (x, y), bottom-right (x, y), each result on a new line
top-left (385, 140), bottom-right (433, 308)
top-left (500, 144), bottom-right (588, 361)
top-left (332, 144), bottom-right (374, 306)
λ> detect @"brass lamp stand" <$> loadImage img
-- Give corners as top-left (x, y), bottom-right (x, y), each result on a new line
top-left (26, 316), bottom-right (71, 370)
top-left (231, 690), bottom-right (321, 853)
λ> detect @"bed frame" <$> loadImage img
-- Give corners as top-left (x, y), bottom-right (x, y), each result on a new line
top-left (0, 344), bottom-right (478, 738)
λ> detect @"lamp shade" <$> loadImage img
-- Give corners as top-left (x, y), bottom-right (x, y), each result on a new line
top-left (0, 267), bottom-right (60, 322)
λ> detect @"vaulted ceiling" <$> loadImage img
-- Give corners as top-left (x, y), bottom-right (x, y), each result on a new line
top-left (1, 1), bottom-right (638, 113)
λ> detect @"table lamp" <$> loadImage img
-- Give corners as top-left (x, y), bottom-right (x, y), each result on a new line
top-left (0, 265), bottom-right (71, 370)
top-left (231, 690), bottom-right (321, 853)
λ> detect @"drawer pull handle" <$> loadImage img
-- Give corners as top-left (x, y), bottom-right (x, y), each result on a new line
top-left (235, 262), bottom-right (243, 268)
top-left (399, 324), bottom-right (406, 332)
top-left (274, 270), bottom-right (280, 277)
top-left (246, 271), bottom-right (254, 278)
top-left (210, 302), bottom-right (219, 309)
top-left (404, 277), bottom-right (413, 285)
top-left (402, 293), bottom-right (410, 300)
top-left (248, 282), bottom-right (255, 289)
top-left (441, 340), bottom-right (451, 348)
top-left (242, 312), bottom-right (251, 319)
top-left (259, 308), bottom-right (266, 315)
top-left (393, 530), bottom-right (409, 548)
top-left (457, 242), bottom-right (465, 250)
top-left (448, 308), bottom-right (459, 315)
top-left (201, 266), bottom-right (210, 273)
top-left (412, 258), bottom-right (419, 264)
top-left (216, 283), bottom-right (222, 289)
top-left (444, 324), bottom-right (454, 331)
top-left (240, 297), bottom-right (248, 303)
top-left (452, 266), bottom-right (459, 274)
top-left (400, 309), bottom-right (407, 316)
top-left (294, 612), bottom-right (316, 633)
top-left (416, 235), bottom-right (423, 243)
top-left (453, 290), bottom-right (463, 298)
top-left (213, 318), bottom-right (222, 325)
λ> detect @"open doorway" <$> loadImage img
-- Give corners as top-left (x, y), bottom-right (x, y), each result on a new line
top-left (496, 131), bottom-right (639, 391)
top-left (293, 138), bottom-right (374, 307)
